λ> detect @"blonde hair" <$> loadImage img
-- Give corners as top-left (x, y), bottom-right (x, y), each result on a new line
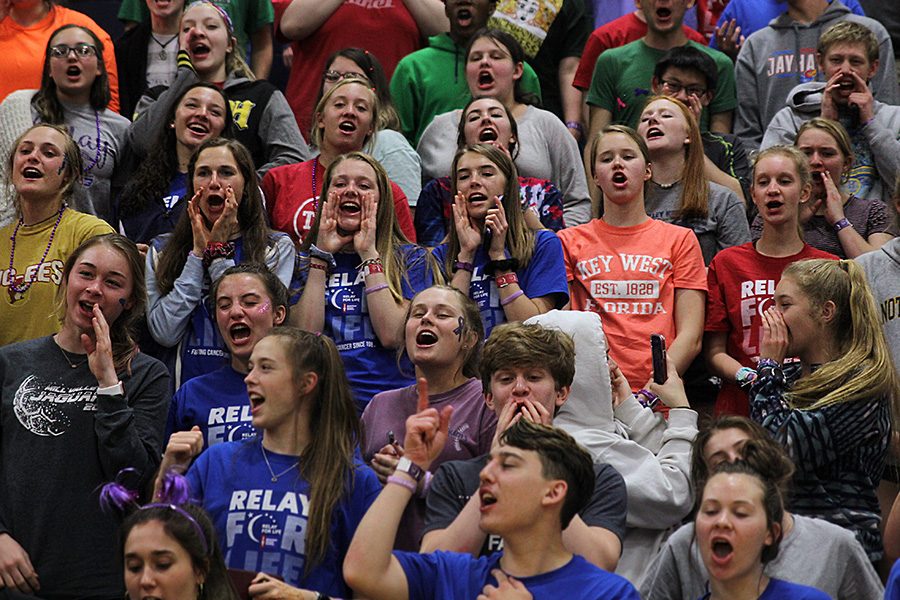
top-left (642, 95), bottom-right (708, 219)
top-left (750, 145), bottom-right (813, 191)
top-left (309, 77), bottom-right (379, 150)
top-left (781, 259), bottom-right (899, 410)
top-left (796, 118), bottom-right (854, 172)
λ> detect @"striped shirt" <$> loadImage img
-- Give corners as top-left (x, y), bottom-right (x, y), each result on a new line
top-left (750, 363), bottom-right (890, 562)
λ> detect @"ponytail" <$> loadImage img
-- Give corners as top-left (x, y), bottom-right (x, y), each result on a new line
top-left (783, 259), bottom-right (899, 410)
top-left (262, 327), bottom-right (361, 570)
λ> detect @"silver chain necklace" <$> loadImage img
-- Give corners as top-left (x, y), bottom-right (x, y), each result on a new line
top-left (260, 441), bottom-right (299, 482)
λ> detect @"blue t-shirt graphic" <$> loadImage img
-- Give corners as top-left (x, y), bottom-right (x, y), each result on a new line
top-left (186, 437), bottom-right (381, 597)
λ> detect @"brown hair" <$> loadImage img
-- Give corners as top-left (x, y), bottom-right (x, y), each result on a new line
top-left (403, 285), bottom-right (484, 379)
top-left (56, 234), bottom-right (146, 373)
top-left (262, 327), bottom-right (362, 570)
top-left (796, 117), bottom-right (854, 173)
top-left (153, 138), bottom-right (276, 295)
top-left (300, 152), bottom-right (422, 303)
top-left (499, 419), bottom-right (594, 528)
top-left (446, 144), bottom-right (534, 274)
top-left (480, 322), bottom-right (575, 393)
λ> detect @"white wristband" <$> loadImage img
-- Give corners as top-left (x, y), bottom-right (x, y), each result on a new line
top-left (97, 381), bottom-right (124, 396)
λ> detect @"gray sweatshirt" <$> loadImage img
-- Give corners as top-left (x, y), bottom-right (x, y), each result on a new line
top-left (734, 0), bottom-right (898, 149)
top-left (525, 310), bottom-right (698, 588)
top-left (645, 180), bottom-right (751, 265)
top-left (640, 515), bottom-right (883, 600)
top-left (417, 105), bottom-right (592, 226)
top-left (763, 81), bottom-right (900, 202)
top-left (856, 237), bottom-right (900, 375)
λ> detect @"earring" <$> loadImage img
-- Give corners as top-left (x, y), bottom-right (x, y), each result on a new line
top-left (198, 582), bottom-right (204, 599)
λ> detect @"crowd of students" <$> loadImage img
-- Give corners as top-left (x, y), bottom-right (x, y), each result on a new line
top-left (1, 0), bottom-right (900, 597)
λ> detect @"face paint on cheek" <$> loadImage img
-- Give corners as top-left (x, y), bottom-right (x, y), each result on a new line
top-left (454, 317), bottom-right (464, 342)
top-left (119, 298), bottom-right (127, 307)
top-left (257, 301), bottom-right (270, 315)
top-left (57, 155), bottom-right (67, 175)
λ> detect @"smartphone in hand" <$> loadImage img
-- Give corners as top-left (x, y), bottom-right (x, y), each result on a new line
top-left (651, 334), bottom-right (667, 385)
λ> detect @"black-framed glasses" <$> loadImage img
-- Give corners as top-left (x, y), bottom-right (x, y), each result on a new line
top-left (49, 43), bottom-right (98, 59)
top-left (660, 79), bottom-right (707, 97)
top-left (323, 70), bottom-right (370, 84)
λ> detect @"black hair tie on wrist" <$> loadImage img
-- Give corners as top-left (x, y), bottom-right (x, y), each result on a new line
top-left (485, 258), bottom-right (519, 276)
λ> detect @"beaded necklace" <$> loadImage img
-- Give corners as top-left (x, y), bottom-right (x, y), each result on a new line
top-left (311, 155), bottom-right (320, 213)
top-left (7, 203), bottom-right (67, 295)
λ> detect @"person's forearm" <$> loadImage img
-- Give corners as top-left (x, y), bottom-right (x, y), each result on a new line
top-left (560, 517), bottom-right (621, 572)
top-left (709, 111), bottom-right (733, 135)
top-left (279, 0), bottom-right (343, 40)
top-left (291, 263), bottom-right (327, 332)
top-left (704, 344), bottom-right (743, 385)
top-left (250, 27), bottom-right (273, 80)
top-left (836, 227), bottom-right (890, 259)
top-left (361, 263), bottom-right (409, 349)
top-left (419, 493), bottom-right (487, 555)
top-left (399, 0), bottom-right (449, 36)
top-left (668, 339), bottom-right (700, 375)
top-left (559, 57), bottom-right (583, 136)
top-left (344, 476), bottom-right (413, 597)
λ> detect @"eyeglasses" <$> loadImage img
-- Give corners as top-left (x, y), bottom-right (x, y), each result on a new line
top-left (49, 44), bottom-right (98, 59)
top-left (323, 70), bottom-right (370, 84)
top-left (660, 79), bottom-right (707, 97)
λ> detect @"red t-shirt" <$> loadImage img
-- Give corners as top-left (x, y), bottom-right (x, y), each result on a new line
top-left (705, 242), bottom-right (837, 416)
top-left (559, 218), bottom-right (707, 389)
top-left (273, 0), bottom-right (422, 136)
top-left (262, 158), bottom-right (416, 246)
top-left (573, 13), bottom-right (708, 90)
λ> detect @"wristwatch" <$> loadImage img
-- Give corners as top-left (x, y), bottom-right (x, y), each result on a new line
top-left (395, 457), bottom-right (425, 483)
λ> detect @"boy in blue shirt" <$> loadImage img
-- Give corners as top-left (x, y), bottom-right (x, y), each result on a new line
top-left (343, 383), bottom-right (639, 600)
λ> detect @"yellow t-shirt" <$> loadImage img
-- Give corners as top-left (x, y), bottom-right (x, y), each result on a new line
top-left (0, 208), bottom-right (113, 346)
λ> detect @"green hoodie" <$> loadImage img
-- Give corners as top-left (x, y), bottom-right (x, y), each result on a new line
top-left (390, 33), bottom-right (542, 147)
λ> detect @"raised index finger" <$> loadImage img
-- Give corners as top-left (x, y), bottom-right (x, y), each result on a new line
top-left (417, 377), bottom-right (429, 413)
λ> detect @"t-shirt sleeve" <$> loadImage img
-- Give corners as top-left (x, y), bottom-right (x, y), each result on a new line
top-left (394, 550), bottom-right (484, 600)
top-left (704, 255), bottom-right (729, 332)
top-left (579, 464), bottom-right (628, 542)
top-left (555, 0), bottom-right (591, 59)
top-left (586, 51), bottom-right (618, 110)
top-left (423, 461), bottom-right (474, 535)
top-left (672, 229), bottom-right (708, 291)
top-left (522, 230), bottom-right (570, 308)
top-left (393, 183), bottom-right (417, 242)
top-left (573, 33), bottom-right (603, 90)
top-left (249, 0), bottom-right (275, 31)
top-left (864, 198), bottom-right (891, 236)
top-left (414, 179), bottom-right (450, 246)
